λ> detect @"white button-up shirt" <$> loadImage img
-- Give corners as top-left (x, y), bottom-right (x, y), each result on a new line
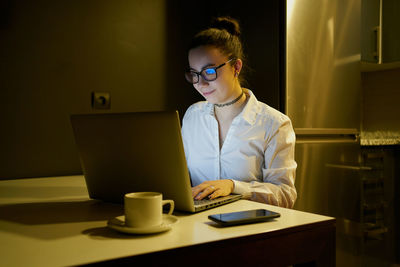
top-left (181, 90), bottom-right (297, 208)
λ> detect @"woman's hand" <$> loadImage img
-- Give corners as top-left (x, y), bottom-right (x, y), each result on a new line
top-left (192, 180), bottom-right (234, 200)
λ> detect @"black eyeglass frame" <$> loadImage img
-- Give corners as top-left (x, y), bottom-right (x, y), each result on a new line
top-left (185, 58), bottom-right (236, 84)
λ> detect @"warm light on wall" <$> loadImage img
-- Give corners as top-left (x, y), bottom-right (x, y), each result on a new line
top-left (286, 0), bottom-right (295, 26)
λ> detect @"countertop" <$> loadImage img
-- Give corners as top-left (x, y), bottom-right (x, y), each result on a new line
top-left (0, 175), bottom-right (335, 267)
top-left (360, 131), bottom-right (400, 146)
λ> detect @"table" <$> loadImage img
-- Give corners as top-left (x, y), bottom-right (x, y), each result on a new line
top-left (0, 176), bottom-right (335, 266)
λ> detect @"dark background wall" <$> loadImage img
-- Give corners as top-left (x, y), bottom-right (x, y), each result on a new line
top-left (0, 0), bottom-right (284, 179)
top-left (166, 0), bottom-right (285, 118)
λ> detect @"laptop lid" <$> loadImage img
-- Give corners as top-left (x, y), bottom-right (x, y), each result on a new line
top-left (70, 111), bottom-right (196, 212)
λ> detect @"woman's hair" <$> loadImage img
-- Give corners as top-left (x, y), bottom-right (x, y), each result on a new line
top-left (189, 16), bottom-right (247, 84)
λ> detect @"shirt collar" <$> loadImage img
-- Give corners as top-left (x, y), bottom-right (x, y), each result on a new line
top-left (204, 102), bottom-right (214, 116)
top-left (201, 89), bottom-right (260, 125)
top-left (238, 89), bottom-right (259, 125)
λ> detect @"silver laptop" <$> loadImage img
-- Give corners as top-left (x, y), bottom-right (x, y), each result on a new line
top-left (70, 111), bottom-right (241, 213)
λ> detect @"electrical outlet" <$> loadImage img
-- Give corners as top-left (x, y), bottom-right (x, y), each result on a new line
top-left (92, 92), bottom-right (111, 109)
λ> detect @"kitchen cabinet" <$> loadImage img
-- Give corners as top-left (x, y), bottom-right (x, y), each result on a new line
top-left (361, 0), bottom-right (400, 71)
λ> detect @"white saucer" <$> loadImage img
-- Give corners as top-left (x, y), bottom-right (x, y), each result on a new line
top-left (107, 214), bottom-right (179, 234)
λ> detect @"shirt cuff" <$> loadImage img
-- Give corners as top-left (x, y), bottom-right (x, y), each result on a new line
top-left (232, 180), bottom-right (252, 198)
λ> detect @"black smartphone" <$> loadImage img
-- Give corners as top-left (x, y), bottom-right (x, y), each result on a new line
top-left (208, 209), bottom-right (280, 226)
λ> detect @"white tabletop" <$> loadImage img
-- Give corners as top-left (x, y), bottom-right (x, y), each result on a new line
top-left (0, 176), bottom-right (334, 267)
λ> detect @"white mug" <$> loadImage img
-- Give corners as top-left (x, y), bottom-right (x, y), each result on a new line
top-left (124, 192), bottom-right (174, 228)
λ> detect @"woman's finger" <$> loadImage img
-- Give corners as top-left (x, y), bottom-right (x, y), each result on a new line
top-left (192, 183), bottom-right (212, 197)
top-left (195, 185), bottom-right (217, 200)
top-left (208, 188), bottom-right (223, 199)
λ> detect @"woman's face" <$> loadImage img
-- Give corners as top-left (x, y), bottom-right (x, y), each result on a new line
top-left (188, 46), bottom-right (239, 105)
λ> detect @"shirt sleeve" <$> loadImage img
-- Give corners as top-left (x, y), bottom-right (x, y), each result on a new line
top-left (232, 118), bottom-right (297, 208)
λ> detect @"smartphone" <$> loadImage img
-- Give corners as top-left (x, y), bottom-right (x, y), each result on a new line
top-left (208, 209), bottom-right (280, 226)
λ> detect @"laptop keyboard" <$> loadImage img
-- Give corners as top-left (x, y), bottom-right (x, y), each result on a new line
top-left (194, 198), bottom-right (215, 205)
top-left (194, 195), bottom-right (241, 210)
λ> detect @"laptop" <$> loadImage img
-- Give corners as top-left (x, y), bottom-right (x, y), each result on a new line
top-left (70, 111), bottom-right (241, 213)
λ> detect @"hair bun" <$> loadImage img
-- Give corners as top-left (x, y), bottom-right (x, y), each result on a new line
top-left (210, 17), bottom-right (241, 37)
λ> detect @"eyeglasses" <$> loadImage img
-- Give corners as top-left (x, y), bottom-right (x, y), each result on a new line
top-left (185, 58), bottom-right (235, 84)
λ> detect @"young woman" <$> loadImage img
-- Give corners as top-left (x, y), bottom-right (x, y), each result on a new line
top-left (182, 17), bottom-right (297, 208)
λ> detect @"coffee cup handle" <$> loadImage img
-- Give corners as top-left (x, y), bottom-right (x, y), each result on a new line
top-left (162, 200), bottom-right (174, 215)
